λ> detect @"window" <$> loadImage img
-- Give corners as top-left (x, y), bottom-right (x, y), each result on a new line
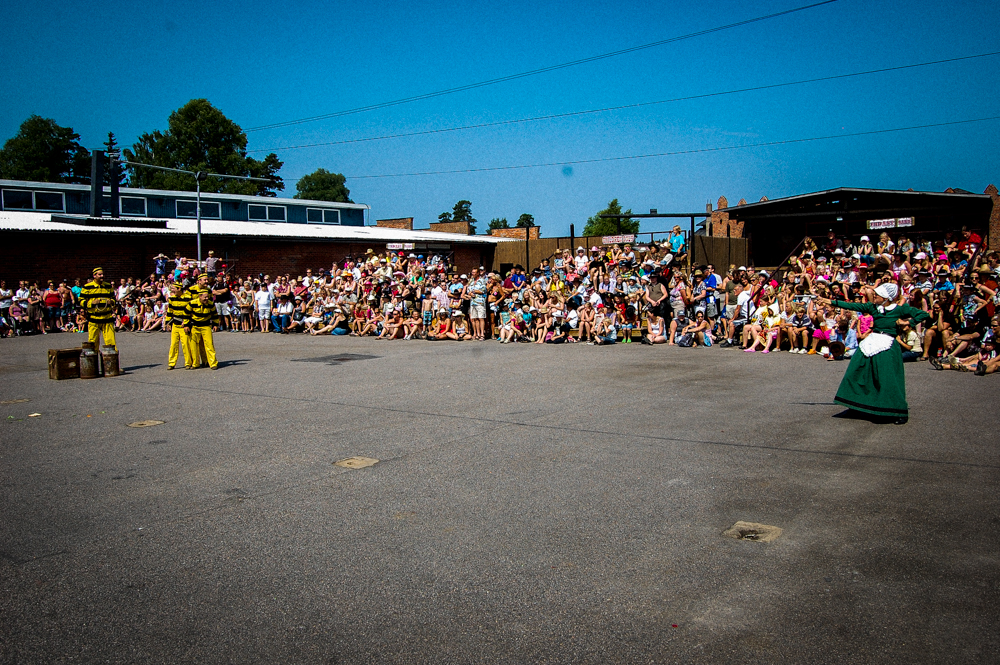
top-left (248, 204), bottom-right (286, 221)
top-left (120, 197), bottom-right (147, 217)
top-left (2, 189), bottom-right (34, 210)
top-left (176, 200), bottom-right (221, 219)
top-left (34, 191), bottom-right (65, 211)
top-left (1, 189), bottom-right (64, 212)
top-left (306, 208), bottom-right (341, 225)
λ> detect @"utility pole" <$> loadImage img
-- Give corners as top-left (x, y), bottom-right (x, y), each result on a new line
top-left (120, 160), bottom-right (272, 266)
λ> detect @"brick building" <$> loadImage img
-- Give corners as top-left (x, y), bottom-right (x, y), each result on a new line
top-left (0, 212), bottom-right (499, 284)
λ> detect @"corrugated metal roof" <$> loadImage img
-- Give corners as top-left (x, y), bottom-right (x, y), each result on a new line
top-left (0, 211), bottom-right (504, 244)
top-left (0, 179), bottom-right (365, 210)
top-left (719, 186), bottom-right (991, 212)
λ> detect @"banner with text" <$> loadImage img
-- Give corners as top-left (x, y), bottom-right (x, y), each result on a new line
top-left (866, 217), bottom-right (914, 230)
top-left (601, 234), bottom-right (636, 245)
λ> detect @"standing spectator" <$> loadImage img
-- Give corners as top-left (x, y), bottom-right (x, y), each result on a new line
top-left (0, 280), bottom-right (12, 334)
top-left (235, 285), bottom-right (253, 332)
top-left (42, 281), bottom-right (62, 332)
top-left (26, 283), bottom-right (44, 334)
top-left (212, 276), bottom-right (232, 331)
top-left (464, 268), bottom-right (488, 339)
top-left (154, 253), bottom-right (169, 278)
top-left (254, 282), bottom-right (272, 332)
top-left (204, 250), bottom-right (219, 279)
top-left (669, 225), bottom-right (686, 264)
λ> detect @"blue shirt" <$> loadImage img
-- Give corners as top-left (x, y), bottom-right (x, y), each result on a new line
top-left (670, 233), bottom-right (685, 253)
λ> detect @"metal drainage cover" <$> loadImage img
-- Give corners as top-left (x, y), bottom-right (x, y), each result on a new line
top-left (128, 420), bottom-right (165, 428)
top-left (335, 456), bottom-right (379, 469)
top-left (723, 521), bottom-right (782, 543)
top-left (291, 354), bottom-right (379, 366)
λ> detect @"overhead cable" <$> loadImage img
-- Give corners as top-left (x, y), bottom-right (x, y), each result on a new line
top-left (323, 116), bottom-right (1000, 180)
top-left (245, 0), bottom-right (837, 133)
top-left (247, 51), bottom-right (1000, 154)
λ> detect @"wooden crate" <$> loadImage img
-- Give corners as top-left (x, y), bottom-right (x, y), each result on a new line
top-left (48, 348), bottom-right (81, 380)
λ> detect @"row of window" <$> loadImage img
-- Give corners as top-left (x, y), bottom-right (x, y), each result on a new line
top-left (1, 188), bottom-right (342, 224)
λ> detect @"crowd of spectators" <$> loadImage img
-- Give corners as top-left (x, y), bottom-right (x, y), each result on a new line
top-left (1, 226), bottom-right (997, 375)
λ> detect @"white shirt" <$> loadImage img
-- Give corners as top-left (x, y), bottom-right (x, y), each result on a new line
top-left (254, 290), bottom-right (272, 310)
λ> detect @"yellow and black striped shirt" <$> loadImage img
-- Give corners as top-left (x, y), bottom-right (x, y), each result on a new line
top-left (80, 280), bottom-right (117, 323)
top-left (185, 296), bottom-right (220, 328)
top-left (166, 291), bottom-right (191, 325)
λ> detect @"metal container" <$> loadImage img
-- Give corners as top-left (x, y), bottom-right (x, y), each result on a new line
top-left (79, 347), bottom-right (100, 379)
top-left (48, 348), bottom-right (82, 380)
top-left (101, 348), bottom-right (120, 377)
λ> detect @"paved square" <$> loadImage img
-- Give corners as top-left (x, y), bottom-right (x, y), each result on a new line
top-left (2, 333), bottom-right (998, 663)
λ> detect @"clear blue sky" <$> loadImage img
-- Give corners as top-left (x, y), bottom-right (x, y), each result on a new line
top-left (3, 0), bottom-right (998, 237)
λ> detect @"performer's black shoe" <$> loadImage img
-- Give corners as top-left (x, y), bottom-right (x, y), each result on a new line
top-left (893, 416), bottom-right (908, 425)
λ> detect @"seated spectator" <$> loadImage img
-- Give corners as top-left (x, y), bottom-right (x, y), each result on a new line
top-left (310, 308), bottom-right (351, 336)
top-left (683, 310), bottom-right (713, 347)
top-left (785, 306), bottom-right (813, 353)
top-left (271, 294), bottom-right (293, 333)
top-left (642, 313), bottom-right (668, 344)
top-left (448, 311), bottom-right (473, 341)
top-left (593, 307), bottom-right (618, 345)
top-left (896, 317), bottom-right (921, 362)
top-left (827, 319), bottom-right (859, 360)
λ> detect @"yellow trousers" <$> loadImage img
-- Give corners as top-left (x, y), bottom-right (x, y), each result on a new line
top-left (189, 326), bottom-right (217, 369)
top-left (87, 321), bottom-right (116, 348)
top-left (168, 324), bottom-right (193, 368)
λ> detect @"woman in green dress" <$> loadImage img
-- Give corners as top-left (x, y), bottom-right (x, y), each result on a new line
top-left (817, 283), bottom-right (930, 424)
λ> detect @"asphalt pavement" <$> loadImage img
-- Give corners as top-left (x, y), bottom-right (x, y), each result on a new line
top-left (1, 330), bottom-right (998, 664)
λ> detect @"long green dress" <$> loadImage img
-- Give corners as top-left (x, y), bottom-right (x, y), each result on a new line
top-left (831, 301), bottom-right (930, 418)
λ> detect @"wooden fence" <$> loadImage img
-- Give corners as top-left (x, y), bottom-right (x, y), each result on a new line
top-left (492, 236), bottom-right (611, 274)
top-left (691, 235), bottom-right (749, 271)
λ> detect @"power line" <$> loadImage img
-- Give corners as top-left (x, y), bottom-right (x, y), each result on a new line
top-left (247, 51), bottom-right (1000, 154)
top-left (321, 116), bottom-right (999, 180)
top-left (244, 0), bottom-right (837, 133)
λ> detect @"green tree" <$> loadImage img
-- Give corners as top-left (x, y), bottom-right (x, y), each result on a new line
top-left (515, 213), bottom-right (535, 228)
top-left (123, 99), bottom-right (283, 196)
top-left (488, 217), bottom-right (509, 230)
top-left (0, 115), bottom-right (91, 183)
top-left (103, 132), bottom-right (126, 186)
top-left (440, 200), bottom-right (477, 234)
top-left (293, 168), bottom-right (352, 202)
top-left (582, 199), bottom-right (637, 237)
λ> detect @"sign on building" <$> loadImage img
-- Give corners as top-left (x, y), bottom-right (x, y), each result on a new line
top-left (385, 243), bottom-right (415, 250)
top-left (867, 217), bottom-right (915, 230)
top-left (601, 234), bottom-right (636, 244)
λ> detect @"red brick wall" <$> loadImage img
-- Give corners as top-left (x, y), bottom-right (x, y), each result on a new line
top-left (489, 227), bottom-right (540, 240)
top-left (0, 231), bottom-right (495, 284)
top-left (376, 217), bottom-right (414, 230)
top-left (429, 221), bottom-right (471, 235)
